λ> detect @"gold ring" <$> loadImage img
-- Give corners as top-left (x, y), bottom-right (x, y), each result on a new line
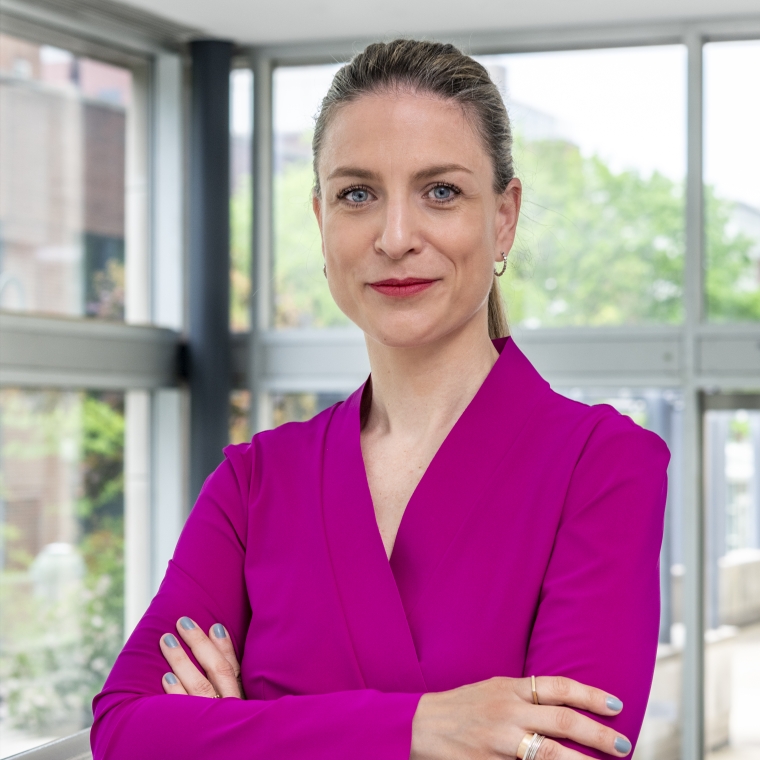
top-left (213, 693), bottom-right (222, 699)
top-left (517, 732), bottom-right (537, 760)
top-left (531, 675), bottom-right (540, 705)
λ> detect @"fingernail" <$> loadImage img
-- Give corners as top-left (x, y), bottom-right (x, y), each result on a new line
top-left (164, 672), bottom-right (178, 685)
top-left (607, 696), bottom-right (624, 711)
top-left (179, 617), bottom-right (195, 630)
top-left (164, 634), bottom-right (179, 648)
top-left (614, 737), bottom-right (631, 755)
top-left (212, 624), bottom-right (226, 639)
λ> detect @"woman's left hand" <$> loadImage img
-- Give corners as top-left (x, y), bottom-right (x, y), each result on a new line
top-left (159, 617), bottom-right (244, 699)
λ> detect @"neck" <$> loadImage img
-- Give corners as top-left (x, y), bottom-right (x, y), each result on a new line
top-left (363, 314), bottom-right (500, 440)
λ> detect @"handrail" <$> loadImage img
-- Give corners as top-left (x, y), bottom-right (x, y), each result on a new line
top-left (5, 729), bottom-right (91, 760)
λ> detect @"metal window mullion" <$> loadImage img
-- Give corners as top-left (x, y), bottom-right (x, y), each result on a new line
top-left (681, 27), bottom-right (706, 760)
top-left (249, 53), bottom-right (274, 433)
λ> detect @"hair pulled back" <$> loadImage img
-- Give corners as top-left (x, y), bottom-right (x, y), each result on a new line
top-left (312, 39), bottom-right (513, 339)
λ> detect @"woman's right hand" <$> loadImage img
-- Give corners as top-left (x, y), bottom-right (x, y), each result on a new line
top-left (410, 676), bottom-right (631, 760)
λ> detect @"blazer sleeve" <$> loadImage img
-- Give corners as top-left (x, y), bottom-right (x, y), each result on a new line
top-left (90, 443), bottom-right (421, 760)
top-left (523, 412), bottom-right (670, 758)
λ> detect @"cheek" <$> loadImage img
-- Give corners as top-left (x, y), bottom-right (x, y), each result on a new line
top-left (437, 218), bottom-right (494, 282)
top-left (322, 214), bottom-right (370, 267)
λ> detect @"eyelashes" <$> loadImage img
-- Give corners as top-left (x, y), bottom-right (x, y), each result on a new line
top-left (337, 184), bottom-right (372, 205)
top-left (426, 182), bottom-right (461, 202)
top-left (336, 182), bottom-right (463, 206)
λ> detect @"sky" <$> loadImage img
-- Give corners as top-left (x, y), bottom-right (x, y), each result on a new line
top-left (236, 41), bottom-right (760, 211)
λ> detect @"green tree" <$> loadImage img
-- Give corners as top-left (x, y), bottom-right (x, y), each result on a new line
top-left (271, 133), bottom-right (760, 328)
top-left (230, 174), bottom-right (252, 332)
top-left (0, 391), bottom-right (125, 733)
top-left (705, 191), bottom-right (759, 321)
top-left (274, 160), bottom-right (349, 328)
top-left (504, 137), bottom-right (685, 326)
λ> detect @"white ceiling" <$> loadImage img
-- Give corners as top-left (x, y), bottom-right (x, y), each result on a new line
top-left (115, 0), bottom-right (760, 47)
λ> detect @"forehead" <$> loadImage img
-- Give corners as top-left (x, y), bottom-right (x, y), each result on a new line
top-left (318, 91), bottom-right (490, 176)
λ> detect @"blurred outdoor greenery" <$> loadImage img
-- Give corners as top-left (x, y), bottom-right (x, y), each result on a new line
top-left (0, 391), bottom-right (124, 735)
top-left (231, 174), bottom-right (252, 332)
top-left (259, 132), bottom-right (759, 329)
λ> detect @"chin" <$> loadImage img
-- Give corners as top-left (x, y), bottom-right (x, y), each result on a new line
top-left (363, 313), bottom-right (452, 348)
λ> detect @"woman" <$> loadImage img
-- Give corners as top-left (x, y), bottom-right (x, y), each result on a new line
top-left (92, 40), bottom-right (669, 760)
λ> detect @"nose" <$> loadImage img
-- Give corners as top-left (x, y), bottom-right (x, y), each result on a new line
top-left (375, 195), bottom-right (423, 260)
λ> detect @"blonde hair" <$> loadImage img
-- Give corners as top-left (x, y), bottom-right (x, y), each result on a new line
top-left (312, 39), bottom-right (513, 339)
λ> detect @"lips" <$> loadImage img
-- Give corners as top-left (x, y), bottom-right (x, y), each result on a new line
top-left (369, 278), bottom-right (437, 297)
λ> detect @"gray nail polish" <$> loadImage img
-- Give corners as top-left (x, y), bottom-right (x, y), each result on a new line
top-left (164, 634), bottom-right (179, 648)
top-left (614, 737), bottom-right (632, 755)
top-left (179, 617), bottom-right (195, 630)
top-left (213, 624), bottom-right (226, 639)
top-left (606, 696), bottom-right (623, 711)
top-left (165, 673), bottom-right (178, 685)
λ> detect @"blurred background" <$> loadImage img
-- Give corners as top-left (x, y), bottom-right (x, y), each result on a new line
top-left (0, 0), bottom-right (759, 757)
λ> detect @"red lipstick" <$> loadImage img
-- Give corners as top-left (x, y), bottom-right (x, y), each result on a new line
top-left (369, 278), bottom-right (437, 297)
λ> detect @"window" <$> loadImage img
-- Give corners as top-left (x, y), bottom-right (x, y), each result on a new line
top-left (704, 40), bottom-right (760, 322)
top-left (258, 35), bottom-right (760, 760)
top-left (704, 407), bottom-right (760, 756)
top-left (272, 64), bottom-right (345, 329)
top-left (0, 25), bottom-right (160, 758)
top-left (0, 34), bottom-right (137, 321)
top-left (0, 389), bottom-right (125, 755)
top-left (230, 68), bottom-right (253, 332)
top-left (476, 46), bottom-right (687, 328)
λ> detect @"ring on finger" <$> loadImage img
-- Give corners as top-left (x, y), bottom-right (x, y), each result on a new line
top-left (213, 693), bottom-right (222, 698)
top-left (517, 732), bottom-right (546, 760)
top-left (531, 675), bottom-right (540, 705)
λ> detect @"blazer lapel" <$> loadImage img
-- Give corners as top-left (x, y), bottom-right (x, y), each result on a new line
top-left (321, 388), bottom-right (428, 693)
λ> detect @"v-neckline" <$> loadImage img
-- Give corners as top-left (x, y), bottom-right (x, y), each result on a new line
top-left (319, 336), bottom-right (550, 691)
top-left (359, 337), bottom-right (510, 565)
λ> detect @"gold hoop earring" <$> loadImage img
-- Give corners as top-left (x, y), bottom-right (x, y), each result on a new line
top-left (494, 252), bottom-right (507, 277)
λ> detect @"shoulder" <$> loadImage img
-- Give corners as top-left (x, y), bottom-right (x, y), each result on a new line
top-left (554, 399), bottom-right (671, 532)
top-left (540, 387), bottom-right (670, 468)
top-left (221, 400), bottom-right (344, 486)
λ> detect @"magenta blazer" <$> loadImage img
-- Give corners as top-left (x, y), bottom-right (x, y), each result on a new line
top-left (92, 337), bottom-right (669, 759)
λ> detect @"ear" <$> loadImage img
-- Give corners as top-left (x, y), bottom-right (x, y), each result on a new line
top-left (312, 192), bottom-right (327, 256)
top-left (494, 178), bottom-right (522, 260)
top-left (312, 192), bottom-right (326, 256)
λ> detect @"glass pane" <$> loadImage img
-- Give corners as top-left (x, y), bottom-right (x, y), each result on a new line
top-left (230, 69), bottom-right (252, 332)
top-left (229, 389), bottom-right (251, 444)
top-left (0, 34), bottom-right (132, 320)
top-left (704, 41), bottom-right (760, 322)
top-left (258, 392), bottom-right (348, 429)
top-left (477, 47), bottom-right (686, 328)
top-left (0, 389), bottom-right (125, 756)
top-left (557, 388), bottom-right (684, 760)
top-left (273, 64), bottom-right (347, 329)
top-left (704, 409), bottom-right (760, 760)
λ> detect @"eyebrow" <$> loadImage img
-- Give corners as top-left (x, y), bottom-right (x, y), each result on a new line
top-left (325, 163), bottom-right (473, 183)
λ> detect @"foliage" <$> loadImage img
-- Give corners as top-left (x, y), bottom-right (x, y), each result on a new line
top-left (503, 137), bottom-right (685, 326)
top-left (268, 134), bottom-right (760, 328)
top-left (230, 174), bottom-right (252, 332)
top-left (705, 191), bottom-right (760, 321)
top-left (88, 259), bottom-right (125, 321)
top-left (0, 391), bottom-right (124, 734)
top-left (273, 161), bottom-right (350, 328)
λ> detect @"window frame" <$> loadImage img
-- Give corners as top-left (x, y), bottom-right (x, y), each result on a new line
top-left (0, 9), bottom-right (189, 646)
top-left (243, 19), bottom-right (760, 760)
top-left (3, 4), bottom-right (760, 756)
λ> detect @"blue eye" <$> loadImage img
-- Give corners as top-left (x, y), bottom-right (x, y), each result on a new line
top-left (346, 188), bottom-right (369, 203)
top-left (431, 185), bottom-right (454, 200)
